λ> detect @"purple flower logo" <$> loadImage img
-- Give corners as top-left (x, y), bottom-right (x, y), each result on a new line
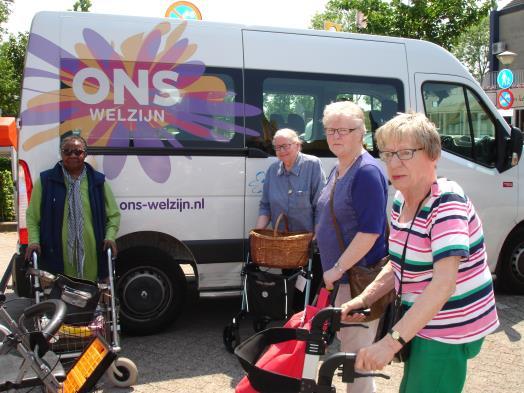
top-left (21, 21), bottom-right (261, 183)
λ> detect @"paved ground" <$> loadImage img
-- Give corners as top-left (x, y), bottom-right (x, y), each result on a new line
top-left (1, 229), bottom-right (523, 392)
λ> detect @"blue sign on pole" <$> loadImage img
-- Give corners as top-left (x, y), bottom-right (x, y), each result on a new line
top-left (497, 69), bottom-right (514, 89)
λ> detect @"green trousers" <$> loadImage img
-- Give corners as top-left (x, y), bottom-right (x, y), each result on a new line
top-left (399, 336), bottom-right (484, 393)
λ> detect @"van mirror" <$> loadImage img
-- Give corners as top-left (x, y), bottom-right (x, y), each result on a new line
top-left (509, 126), bottom-right (523, 167)
top-left (0, 117), bottom-right (17, 148)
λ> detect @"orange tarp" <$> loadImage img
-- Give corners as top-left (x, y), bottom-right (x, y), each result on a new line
top-left (0, 117), bottom-right (17, 148)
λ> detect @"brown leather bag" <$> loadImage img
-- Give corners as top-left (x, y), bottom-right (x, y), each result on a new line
top-left (329, 173), bottom-right (394, 322)
top-left (347, 258), bottom-right (395, 321)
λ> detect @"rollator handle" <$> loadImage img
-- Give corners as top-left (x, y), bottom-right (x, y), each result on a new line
top-left (348, 308), bottom-right (371, 316)
top-left (316, 352), bottom-right (389, 391)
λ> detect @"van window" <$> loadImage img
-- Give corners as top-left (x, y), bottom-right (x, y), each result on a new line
top-left (422, 82), bottom-right (496, 167)
top-left (245, 71), bottom-right (404, 157)
top-left (61, 63), bottom-right (245, 152)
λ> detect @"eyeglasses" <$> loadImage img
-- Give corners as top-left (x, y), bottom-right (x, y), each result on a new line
top-left (379, 148), bottom-right (423, 162)
top-left (61, 149), bottom-right (85, 157)
top-left (324, 127), bottom-right (358, 136)
top-left (273, 143), bottom-right (293, 152)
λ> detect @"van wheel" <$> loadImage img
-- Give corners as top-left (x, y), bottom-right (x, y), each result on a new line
top-left (117, 251), bottom-right (186, 335)
top-left (497, 228), bottom-right (524, 294)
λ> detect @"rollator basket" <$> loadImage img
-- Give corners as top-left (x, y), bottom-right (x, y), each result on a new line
top-left (235, 289), bottom-right (333, 393)
top-left (245, 266), bottom-right (297, 320)
top-left (249, 213), bottom-right (313, 269)
top-left (48, 274), bottom-right (101, 325)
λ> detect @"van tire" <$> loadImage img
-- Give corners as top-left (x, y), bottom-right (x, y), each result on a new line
top-left (497, 228), bottom-right (524, 294)
top-left (116, 251), bottom-right (186, 335)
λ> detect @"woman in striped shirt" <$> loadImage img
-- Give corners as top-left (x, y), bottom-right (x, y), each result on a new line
top-left (340, 112), bottom-right (499, 393)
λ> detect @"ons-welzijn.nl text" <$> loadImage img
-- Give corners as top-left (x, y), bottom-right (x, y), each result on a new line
top-left (119, 198), bottom-right (205, 212)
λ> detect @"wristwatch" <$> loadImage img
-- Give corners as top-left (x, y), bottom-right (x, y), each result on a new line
top-left (388, 329), bottom-right (407, 346)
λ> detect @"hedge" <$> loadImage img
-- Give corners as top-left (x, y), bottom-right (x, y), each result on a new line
top-left (0, 157), bottom-right (15, 221)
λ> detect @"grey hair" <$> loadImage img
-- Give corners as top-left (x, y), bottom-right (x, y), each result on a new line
top-left (375, 112), bottom-right (441, 161)
top-left (60, 135), bottom-right (88, 152)
top-left (322, 101), bottom-right (366, 131)
top-left (273, 128), bottom-right (302, 145)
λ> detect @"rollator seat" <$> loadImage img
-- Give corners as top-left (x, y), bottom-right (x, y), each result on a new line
top-left (0, 351), bottom-right (66, 391)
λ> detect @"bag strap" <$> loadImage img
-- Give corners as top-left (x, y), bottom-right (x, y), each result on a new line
top-left (329, 174), bottom-right (346, 253)
top-left (397, 190), bottom-right (430, 296)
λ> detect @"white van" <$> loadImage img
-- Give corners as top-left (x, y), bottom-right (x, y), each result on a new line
top-left (1, 11), bottom-right (522, 334)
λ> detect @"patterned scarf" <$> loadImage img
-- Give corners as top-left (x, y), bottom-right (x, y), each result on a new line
top-left (62, 164), bottom-right (87, 278)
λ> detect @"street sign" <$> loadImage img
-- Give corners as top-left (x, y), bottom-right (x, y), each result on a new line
top-left (497, 69), bottom-right (514, 89)
top-left (497, 89), bottom-right (514, 109)
top-left (165, 1), bottom-right (202, 20)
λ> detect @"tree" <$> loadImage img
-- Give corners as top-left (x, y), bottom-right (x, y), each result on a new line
top-left (311, 0), bottom-right (491, 51)
top-left (0, 0), bottom-right (12, 35)
top-left (0, 32), bottom-right (28, 117)
top-left (311, 5), bottom-right (358, 32)
top-left (73, 0), bottom-right (92, 12)
top-left (451, 15), bottom-right (490, 82)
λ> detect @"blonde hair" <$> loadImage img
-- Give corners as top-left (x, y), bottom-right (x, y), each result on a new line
top-left (375, 112), bottom-right (441, 161)
top-left (273, 128), bottom-right (302, 145)
top-left (322, 101), bottom-right (366, 131)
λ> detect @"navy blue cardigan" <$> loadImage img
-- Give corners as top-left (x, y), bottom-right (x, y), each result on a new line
top-left (39, 162), bottom-right (108, 278)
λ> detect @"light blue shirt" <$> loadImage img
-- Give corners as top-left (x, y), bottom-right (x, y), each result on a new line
top-left (259, 152), bottom-right (326, 232)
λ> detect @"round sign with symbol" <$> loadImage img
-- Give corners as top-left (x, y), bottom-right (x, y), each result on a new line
top-left (165, 1), bottom-right (202, 20)
top-left (497, 69), bottom-right (514, 89)
top-left (497, 89), bottom-right (514, 109)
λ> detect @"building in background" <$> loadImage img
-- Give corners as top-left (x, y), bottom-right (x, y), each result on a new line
top-left (485, 0), bottom-right (524, 130)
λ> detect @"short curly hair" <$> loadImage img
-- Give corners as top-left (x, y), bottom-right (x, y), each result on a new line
top-left (322, 101), bottom-right (366, 129)
top-left (60, 135), bottom-right (88, 152)
top-left (375, 112), bottom-right (441, 161)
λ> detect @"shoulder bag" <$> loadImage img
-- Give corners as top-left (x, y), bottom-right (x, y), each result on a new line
top-left (375, 191), bottom-right (429, 362)
top-left (329, 174), bottom-right (394, 322)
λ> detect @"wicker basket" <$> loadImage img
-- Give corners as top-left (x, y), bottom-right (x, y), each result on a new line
top-left (250, 213), bottom-right (313, 269)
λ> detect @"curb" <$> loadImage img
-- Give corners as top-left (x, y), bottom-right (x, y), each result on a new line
top-left (0, 222), bottom-right (16, 232)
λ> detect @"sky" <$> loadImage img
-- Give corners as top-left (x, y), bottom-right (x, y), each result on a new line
top-left (5, 0), bottom-right (331, 34)
top-left (3, 0), bottom-right (514, 35)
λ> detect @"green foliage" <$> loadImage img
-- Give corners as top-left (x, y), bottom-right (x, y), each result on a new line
top-left (263, 94), bottom-right (315, 124)
top-left (73, 0), bottom-right (92, 12)
top-left (0, 157), bottom-right (10, 171)
top-left (0, 168), bottom-right (14, 221)
top-left (311, 5), bottom-right (358, 31)
top-left (451, 15), bottom-right (490, 82)
top-left (311, 0), bottom-right (492, 50)
top-left (0, 0), bottom-right (12, 35)
top-left (0, 32), bottom-right (28, 117)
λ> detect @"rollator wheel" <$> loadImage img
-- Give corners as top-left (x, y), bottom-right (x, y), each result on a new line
top-left (105, 356), bottom-right (138, 387)
top-left (252, 318), bottom-right (268, 332)
top-left (223, 324), bottom-right (239, 353)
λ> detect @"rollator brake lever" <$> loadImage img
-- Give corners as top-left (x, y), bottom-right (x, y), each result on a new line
top-left (354, 371), bottom-right (390, 380)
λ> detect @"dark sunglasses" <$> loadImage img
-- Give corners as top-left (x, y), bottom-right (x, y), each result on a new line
top-left (61, 149), bottom-right (85, 157)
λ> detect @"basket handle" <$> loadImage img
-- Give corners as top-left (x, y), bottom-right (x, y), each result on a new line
top-left (273, 212), bottom-right (290, 236)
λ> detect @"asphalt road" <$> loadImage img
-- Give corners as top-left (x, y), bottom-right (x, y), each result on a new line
top-left (1, 230), bottom-right (523, 392)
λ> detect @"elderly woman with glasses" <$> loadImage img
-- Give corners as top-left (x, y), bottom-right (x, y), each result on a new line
top-left (315, 101), bottom-right (389, 393)
top-left (255, 128), bottom-right (326, 298)
top-left (256, 128), bottom-right (326, 233)
top-left (340, 112), bottom-right (499, 393)
top-left (26, 135), bottom-right (120, 281)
